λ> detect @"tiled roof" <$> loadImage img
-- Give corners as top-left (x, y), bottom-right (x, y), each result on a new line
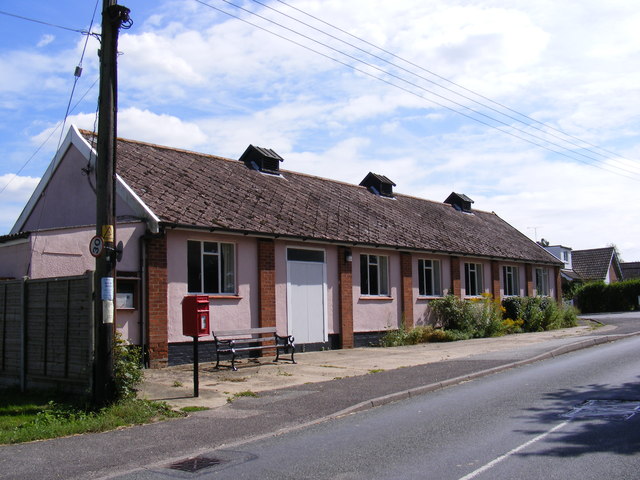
top-left (621, 262), bottom-right (640, 279)
top-left (86, 132), bottom-right (560, 264)
top-left (0, 231), bottom-right (30, 244)
top-left (571, 247), bottom-right (616, 281)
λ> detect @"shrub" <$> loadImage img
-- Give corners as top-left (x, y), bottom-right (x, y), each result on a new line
top-left (113, 333), bottom-right (144, 401)
top-left (379, 325), bottom-right (463, 347)
top-left (429, 295), bottom-right (474, 334)
top-left (502, 318), bottom-right (524, 334)
top-left (429, 294), bottom-right (506, 338)
top-left (501, 296), bottom-right (578, 332)
top-left (574, 279), bottom-right (640, 313)
top-left (502, 296), bottom-right (524, 323)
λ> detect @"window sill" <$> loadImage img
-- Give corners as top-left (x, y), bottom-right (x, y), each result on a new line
top-left (208, 295), bottom-right (243, 300)
top-left (417, 296), bottom-right (443, 300)
top-left (359, 296), bottom-right (393, 301)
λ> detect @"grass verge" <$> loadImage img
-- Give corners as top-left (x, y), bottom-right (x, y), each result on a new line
top-left (0, 388), bottom-right (183, 445)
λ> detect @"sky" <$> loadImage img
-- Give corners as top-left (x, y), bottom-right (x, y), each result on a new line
top-left (1, 0), bottom-right (639, 261)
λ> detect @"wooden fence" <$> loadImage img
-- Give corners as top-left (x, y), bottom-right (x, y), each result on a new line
top-left (0, 273), bottom-right (94, 393)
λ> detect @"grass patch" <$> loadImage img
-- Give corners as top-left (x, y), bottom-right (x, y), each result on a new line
top-left (221, 376), bottom-right (248, 383)
top-left (234, 390), bottom-right (258, 398)
top-left (0, 388), bottom-right (182, 445)
top-left (180, 406), bottom-right (210, 413)
top-left (172, 381), bottom-right (183, 388)
top-left (277, 370), bottom-right (293, 377)
top-left (227, 390), bottom-right (259, 403)
top-left (368, 369), bottom-right (385, 374)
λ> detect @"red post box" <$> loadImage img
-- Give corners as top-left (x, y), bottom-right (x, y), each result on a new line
top-left (182, 295), bottom-right (210, 337)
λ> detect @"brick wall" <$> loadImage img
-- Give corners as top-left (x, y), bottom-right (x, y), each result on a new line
top-left (491, 260), bottom-right (501, 300)
top-left (258, 239), bottom-right (276, 329)
top-left (555, 266), bottom-right (562, 303)
top-left (338, 247), bottom-right (353, 349)
top-left (400, 252), bottom-right (413, 329)
top-left (451, 257), bottom-right (461, 297)
top-left (146, 234), bottom-right (168, 368)
top-left (525, 264), bottom-right (534, 296)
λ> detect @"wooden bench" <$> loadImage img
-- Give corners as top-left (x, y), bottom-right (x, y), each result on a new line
top-left (212, 327), bottom-right (296, 371)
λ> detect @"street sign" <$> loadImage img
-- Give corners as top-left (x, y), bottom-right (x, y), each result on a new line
top-left (90, 235), bottom-right (105, 257)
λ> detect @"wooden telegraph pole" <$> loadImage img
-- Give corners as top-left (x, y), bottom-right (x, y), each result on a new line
top-left (93, 0), bottom-right (130, 405)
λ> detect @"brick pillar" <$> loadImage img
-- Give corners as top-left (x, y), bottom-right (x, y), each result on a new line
top-left (338, 246), bottom-right (354, 349)
top-left (491, 260), bottom-right (501, 300)
top-left (451, 257), bottom-right (461, 297)
top-left (146, 234), bottom-right (168, 368)
top-left (258, 239), bottom-right (276, 329)
top-left (555, 266), bottom-right (562, 303)
top-left (525, 264), bottom-right (534, 297)
top-left (400, 252), bottom-right (413, 330)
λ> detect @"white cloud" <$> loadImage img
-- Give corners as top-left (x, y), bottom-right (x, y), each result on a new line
top-left (117, 108), bottom-right (208, 150)
top-left (0, 174), bottom-right (40, 233)
top-left (37, 34), bottom-right (55, 48)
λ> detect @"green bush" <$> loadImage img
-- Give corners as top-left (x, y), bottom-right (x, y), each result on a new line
top-left (430, 294), bottom-right (505, 338)
top-left (501, 296), bottom-right (577, 332)
top-left (574, 279), bottom-right (640, 313)
top-left (380, 294), bottom-right (578, 348)
top-left (502, 296), bottom-right (524, 324)
top-left (113, 333), bottom-right (143, 401)
top-left (380, 325), bottom-right (464, 347)
top-left (429, 295), bottom-right (473, 333)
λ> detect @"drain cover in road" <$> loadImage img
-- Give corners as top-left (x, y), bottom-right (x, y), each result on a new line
top-left (168, 456), bottom-right (225, 472)
top-left (563, 400), bottom-right (640, 421)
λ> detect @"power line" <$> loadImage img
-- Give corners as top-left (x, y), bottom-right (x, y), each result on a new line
top-left (56, 0), bottom-right (101, 152)
top-left (195, 0), bottom-right (640, 180)
top-left (1, 1), bottom-right (101, 198)
top-left (0, 77), bottom-right (99, 196)
top-left (274, 0), bottom-right (635, 167)
top-left (0, 9), bottom-right (88, 35)
top-left (256, 0), bottom-right (640, 176)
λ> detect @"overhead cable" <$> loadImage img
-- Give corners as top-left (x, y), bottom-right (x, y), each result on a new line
top-left (195, 0), bottom-right (640, 180)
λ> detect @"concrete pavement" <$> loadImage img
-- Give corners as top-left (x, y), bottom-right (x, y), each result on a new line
top-left (138, 320), bottom-right (616, 411)
top-left (2, 316), bottom-right (639, 480)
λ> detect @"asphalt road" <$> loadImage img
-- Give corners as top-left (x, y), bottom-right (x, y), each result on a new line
top-left (112, 333), bottom-right (640, 480)
top-left (0, 313), bottom-right (638, 479)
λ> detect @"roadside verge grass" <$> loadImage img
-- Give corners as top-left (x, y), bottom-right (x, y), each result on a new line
top-left (0, 388), bottom-right (183, 445)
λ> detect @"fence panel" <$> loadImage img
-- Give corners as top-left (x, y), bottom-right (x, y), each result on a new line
top-left (0, 273), bottom-right (93, 393)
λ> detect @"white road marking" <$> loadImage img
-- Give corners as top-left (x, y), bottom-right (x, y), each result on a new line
top-left (457, 421), bottom-right (570, 480)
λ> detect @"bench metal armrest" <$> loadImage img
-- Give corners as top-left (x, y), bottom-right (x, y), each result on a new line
top-left (275, 333), bottom-right (294, 346)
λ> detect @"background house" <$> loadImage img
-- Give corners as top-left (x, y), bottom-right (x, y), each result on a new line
top-left (620, 262), bottom-right (640, 280)
top-left (0, 126), bottom-right (563, 367)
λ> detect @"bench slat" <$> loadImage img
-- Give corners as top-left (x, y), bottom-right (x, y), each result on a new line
top-left (213, 326), bottom-right (295, 371)
top-left (214, 327), bottom-right (277, 337)
top-left (222, 336), bottom-right (276, 345)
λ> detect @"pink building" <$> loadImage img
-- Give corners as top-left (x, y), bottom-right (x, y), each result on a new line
top-left (0, 126), bottom-right (563, 367)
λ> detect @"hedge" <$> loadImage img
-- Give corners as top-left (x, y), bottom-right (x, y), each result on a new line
top-left (574, 278), bottom-right (640, 313)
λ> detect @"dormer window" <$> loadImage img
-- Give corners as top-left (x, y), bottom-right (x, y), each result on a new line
top-left (444, 192), bottom-right (474, 212)
top-left (359, 172), bottom-right (396, 198)
top-left (239, 145), bottom-right (283, 175)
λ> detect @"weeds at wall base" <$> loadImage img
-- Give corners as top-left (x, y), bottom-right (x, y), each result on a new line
top-left (381, 295), bottom-right (578, 347)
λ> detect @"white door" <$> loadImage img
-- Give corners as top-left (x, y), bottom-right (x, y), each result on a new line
top-left (287, 249), bottom-right (326, 344)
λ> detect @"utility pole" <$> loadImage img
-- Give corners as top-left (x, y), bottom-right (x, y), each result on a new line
top-left (93, 0), bottom-right (130, 405)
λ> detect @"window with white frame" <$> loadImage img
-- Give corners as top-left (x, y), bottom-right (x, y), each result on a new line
top-left (535, 267), bottom-right (550, 296)
top-left (464, 262), bottom-right (483, 296)
top-left (502, 265), bottom-right (519, 296)
top-left (418, 259), bottom-right (442, 296)
top-left (187, 240), bottom-right (235, 294)
top-left (360, 254), bottom-right (389, 296)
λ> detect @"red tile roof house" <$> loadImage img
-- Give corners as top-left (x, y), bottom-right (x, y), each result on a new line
top-left (0, 126), bottom-right (563, 368)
